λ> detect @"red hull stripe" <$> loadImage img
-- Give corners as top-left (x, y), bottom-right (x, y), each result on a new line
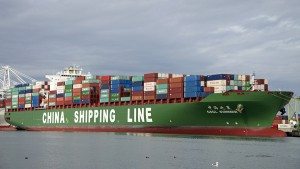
top-left (25, 126), bottom-right (286, 137)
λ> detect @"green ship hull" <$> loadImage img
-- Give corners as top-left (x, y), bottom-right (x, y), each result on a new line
top-left (5, 91), bottom-right (293, 137)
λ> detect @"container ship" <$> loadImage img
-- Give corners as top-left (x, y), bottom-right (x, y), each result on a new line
top-left (3, 66), bottom-right (293, 137)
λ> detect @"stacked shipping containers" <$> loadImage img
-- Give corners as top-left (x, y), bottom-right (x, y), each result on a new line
top-left (64, 80), bottom-right (73, 105)
top-left (206, 74), bottom-right (251, 93)
top-left (81, 79), bottom-right (100, 104)
top-left (110, 76), bottom-right (131, 102)
top-left (169, 75), bottom-right (184, 99)
top-left (144, 73), bottom-right (158, 100)
top-left (131, 76), bottom-right (144, 101)
top-left (253, 79), bottom-right (268, 91)
top-left (100, 76), bottom-right (111, 103)
top-left (73, 77), bottom-right (84, 104)
top-left (184, 75), bottom-right (206, 98)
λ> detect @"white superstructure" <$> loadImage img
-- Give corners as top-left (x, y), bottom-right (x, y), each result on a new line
top-left (45, 66), bottom-right (91, 90)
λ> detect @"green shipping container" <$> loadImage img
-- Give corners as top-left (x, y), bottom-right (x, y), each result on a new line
top-left (132, 76), bottom-right (144, 82)
top-left (65, 89), bottom-right (73, 93)
top-left (156, 89), bottom-right (168, 94)
top-left (65, 93), bottom-right (72, 97)
top-left (82, 79), bottom-right (99, 84)
top-left (100, 94), bottom-right (109, 98)
top-left (65, 80), bottom-right (74, 85)
top-left (121, 97), bottom-right (131, 101)
top-left (101, 89), bottom-right (109, 94)
top-left (156, 84), bottom-right (168, 90)
top-left (110, 97), bottom-right (120, 102)
top-left (32, 93), bottom-right (39, 96)
top-left (100, 98), bottom-right (109, 103)
top-left (65, 85), bottom-right (73, 90)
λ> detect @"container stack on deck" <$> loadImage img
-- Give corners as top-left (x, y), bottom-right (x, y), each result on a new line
top-left (100, 76), bottom-right (111, 103)
top-left (253, 79), bottom-right (268, 91)
top-left (5, 72), bottom-right (270, 111)
top-left (64, 80), bottom-right (73, 105)
top-left (144, 73), bottom-right (158, 100)
top-left (169, 76), bottom-right (184, 99)
top-left (131, 76), bottom-right (144, 101)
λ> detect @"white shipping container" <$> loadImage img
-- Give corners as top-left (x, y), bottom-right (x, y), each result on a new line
top-left (57, 86), bottom-right (65, 90)
top-left (172, 74), bottom-right (184, 77)
top-left (207, 80), bottom-right (228, 87)
top-left (242, 75), bottom-right (246, 81)
top-left (214, 89), bottom-right (226, 93)
top-left (144, 86), bottom-right (155, 91)
top-left (234, 86), bottom-right (238, 90)
top-left (144, 82), bottom-right (156, 87)
top-left (48, 102), bottom-right (56, 106)
top-left (158, 73), bottom-right (169, 78)
top-left (230, 80), bottom-right (235, 86)
top-left (56, 89), bottom-right (64, 94)
top-left (73, 84), bottom-right (82, 88)
top-left (50, 85), bottom-right (57, 91)
top-left (25, 93), bottom-right (32, 97)
top-left (238, 75), bottom-right (243, 81)
top-left (12, 95), bottom-right (18, 99)
top-left (25, 104), bottom-right (31, 108)
top-left (213, 86), bottom-right (227, 91)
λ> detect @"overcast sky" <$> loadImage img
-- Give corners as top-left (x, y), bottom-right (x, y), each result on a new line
top-left (0, 0), bottom-right (299, 95)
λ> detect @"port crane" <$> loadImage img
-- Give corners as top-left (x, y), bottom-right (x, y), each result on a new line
top-left (0, 65), bottom-right (37, 99)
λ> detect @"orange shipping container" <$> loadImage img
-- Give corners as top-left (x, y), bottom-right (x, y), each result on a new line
top-left (144, 96), bottom-right (155, 100)
top-left (169, 83), bottom-right (183, 88)
top-left (157, 78), bottom-right (169, 84)
top-left (169, 77), bottom-right (183, 83)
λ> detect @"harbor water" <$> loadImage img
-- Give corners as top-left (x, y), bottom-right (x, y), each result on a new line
top-left (0, 131), bottom-right (299, 169)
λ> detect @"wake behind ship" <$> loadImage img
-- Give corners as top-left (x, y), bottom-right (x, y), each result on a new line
top-left (3, 66), bottom-right (293, 137)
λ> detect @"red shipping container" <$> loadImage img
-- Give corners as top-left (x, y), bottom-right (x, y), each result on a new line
top-left (75, 76), bottom-right (85, 81)
top-left (82, 83), bottom-right (99, 88)
top-left (73, 88), bottom-right (81, 93)
top-left (101, 76), bottom-right (111, 81)
top-left (56, 101), bottom-right (64, 106)
top-left (101, 80), bottom-right (110, 84)
top-left (73, 80), bottom-right (82, 84)
top-left (157, 78), bottom-right (169, 84)
top-left (169, 88), bottom-right (183, 93)
top-left (56, 98), bottom-right (64, 102)
top-left (64, 100), bottom-right (73, 105)
top-left (144, 77), bottom-right (157, 82)
top-left (169, 77), bottom-right (184, 83)
top-left (49, 98), bottom-right (56, 102)
top-left (169, 83), bottom-right (183, 88)
top-left (132, 91), bottom-right (143, 96)
top-left (144, 73), bottom-right (158, 78)
top-left (18, 98), bottom-right (25, 102)
top-left (204, 87), bottom-right (214, 93)
top-left (169, 93), bottom-right (183, 99)
top-left (144, 96), bottom-right (156, 100)
top-left (73, 92), bottom-right (81, 96)
top-left (144, 91), bottom-right (156, 96)
top-left (64, 97), bottom-right (72, 101)
top-left (132, 96), bottom-right (143, 101)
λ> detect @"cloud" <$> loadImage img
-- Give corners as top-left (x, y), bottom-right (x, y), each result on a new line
top-left (214, 25), bottom-right (247, 34)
